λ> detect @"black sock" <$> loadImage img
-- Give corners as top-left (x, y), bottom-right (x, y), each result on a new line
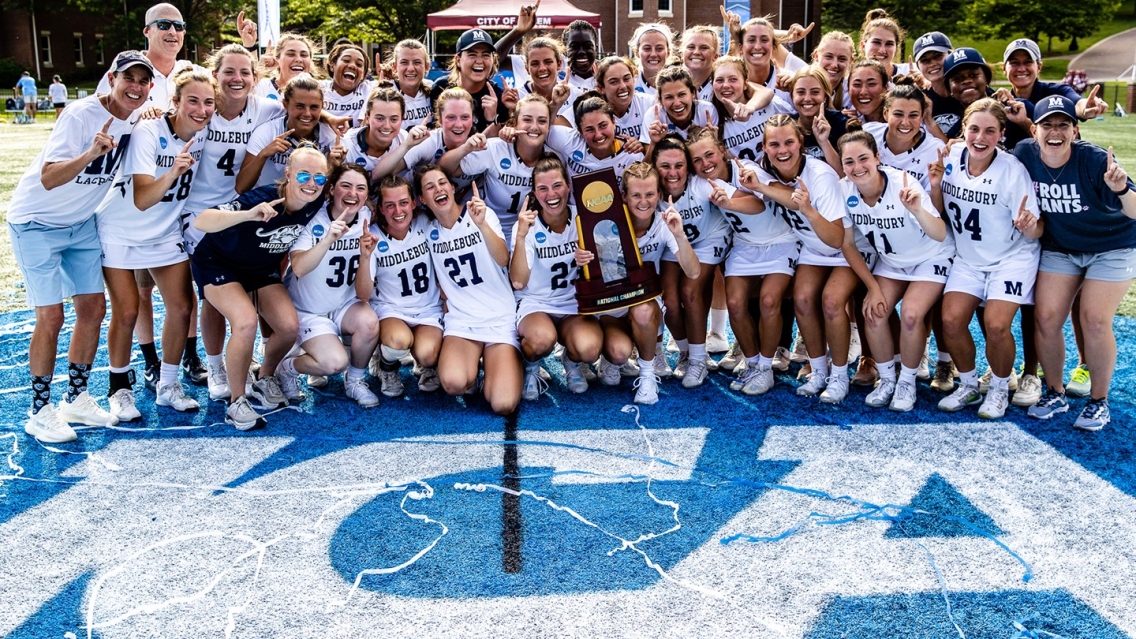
top-left (31, 375), bottom-right (52, 414)
top-left (183, 336), bottom-right (198, 362)
top-left (139, 342), bottom-right (159, 368)
top-left (66, 362), bottom-right (91, 401)
top-left (109, 370), bottom-right (134, 395)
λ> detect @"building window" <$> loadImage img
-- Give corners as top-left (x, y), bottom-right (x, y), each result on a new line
top-left (74, 34), bottom-right (84, 67)
top-left (629, 0), bottom-right (643, 16)
top-left (95, 34), bottom-right (105, 66)
top-left (40, 31), bottom-right (53, 68)
top-left (658, 0), bottom-right (672, 15)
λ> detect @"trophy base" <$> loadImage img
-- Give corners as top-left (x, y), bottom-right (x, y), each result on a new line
top-left (575, 264), bottom-right (663, 315)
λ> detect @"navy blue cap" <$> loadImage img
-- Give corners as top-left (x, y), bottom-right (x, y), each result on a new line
top-left (1034, 95), bottom-right (1078, 123)
top-left (457, 29), bottom-right (494, 53)
top-left (913, 32), bottom-right (952, 61)
top-left (943, 47), bottom-right (991, 83)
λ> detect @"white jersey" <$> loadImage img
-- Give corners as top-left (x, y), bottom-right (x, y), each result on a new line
top-left (48, 83), bottom-right (67, 104)
top-left (185, 96), bottom-right (285, 213)
top-left (718, 159), bottom-right (794, 247)
top-left (96, 58), bottom-right (198, 111)
top-left (863, 122), bottom-right (945, 191)
top-left (695, 77), bottom-right (714, 103)
top-left (427, 207), bottom-right (516, 328)
top-left (940, 147), bottom-right (1040, 270)
top-left (367, 214), bottom-right (441, 314)
top-left (842, 166), bottom-right (953, 270)
top-left (95, 115), bottom-right (207, 246)
top-left (639, 98), bottom-right (719, 143)
top-left (668, 176), bottom-right (729, 248)
top-left (614, 93), bottom-right (656, 142)
top-left (8, 96), bottom-right (139, 227)
top-left (634, 71), bottom-right (658, 99)
top-left (245, 116), bottom-right (339, 188)
top-left (512, 211), bottom-right (579, 311)
top-left (459, 138), bottom-right (537, 239)
top-left (567, 73), bottom-right (596, 92)
top-left (404, 129), bottom-right (480, 194)
top-left (320, 78), bottom-right (373, 128)
top-left (398, 82), bottom-right (433, 129)
top-left (636, 213), bottom-right (682, 270)
top-left (341, 126), bottom-right (408, 173)
top-left (545, 126), bottom-right (644, 187)
top-left (721, 96), bottom-right (795, 163)
top-left (514, 83), bottom-right (580, 127)
top-left (285, 204), bottom-right (371, 315)
top-left (756, 156), bottom-right (846, 256)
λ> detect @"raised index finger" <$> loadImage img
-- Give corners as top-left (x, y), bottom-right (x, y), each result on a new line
top-left (533, 0), bottom-right (541, 11)
top-left (271, 197), bottom-right (286, 207)
top-left (471, 181), bottom-right (480, 200)
top-left (902, 171), bottom-right (908, 187)
top-left (237, 10), bottom-right (245, 26)
top-left (102, 118), bottom-right (113, 133)
top-left (1019, 195), bottom-right (1028, 212)
top-left (1088, 84), bottom-right (1100, 102)
top-left (281, 128), bottom-right (296, 139)
top-left (1108, 146), bottom-right (1115, 166)
top-left (181, 138), bottom-right (195, 153)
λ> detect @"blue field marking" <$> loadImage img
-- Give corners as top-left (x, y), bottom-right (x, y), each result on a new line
top-left (6, 572), bottom-right (92, 639)
top-left (884, 472), bottom-right (1005, 539)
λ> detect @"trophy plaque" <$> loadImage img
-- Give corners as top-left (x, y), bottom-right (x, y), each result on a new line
top-left (572, 168), bottom-right (662, 314)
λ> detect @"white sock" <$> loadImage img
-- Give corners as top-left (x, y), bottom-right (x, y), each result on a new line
top-left (757, 355), bottom-right (773, 370)
top-left (278, 357), bottom-right (297, 378)
top-left (831, 363), bottom-right (848, 379)
top-left (991, 373), bottom-right (1010, 391)
top-left (893, 353), bottom-right (902, 364)
top-left (710, 309), bottom-right (728, 335)
top-left (746, 355), bottom-right (761, 367)
top-left (638, 358), bottom-right (655, 376)
top-left (938, 351), bottom-right (952, 363)
top-left (877, 360), bottom-right (897, 382)
top-left (676, 338), bottom-right (689, 353)
top-left (206, 354), bottom-right (224, 371)
top-left (346, 366), bottom-right (367, 383)
top-left (110, 365), bottom-right (130, 374)
top-left (689, 343), bottom-right (707, 362)
top-left (809, 356), bottom-right (829, 378)
top-left (959, 369), bottom-right (978, 387)
top-left (158, 362), bottom-right (179, 388)
top-left (899, 365), bottom-right (919, 385)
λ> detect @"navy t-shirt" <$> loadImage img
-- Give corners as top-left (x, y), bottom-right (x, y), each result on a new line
top-left (1013, 139), bottom-right (1136, 253)
top-left (1026, 81), bottom-right (1081, 106)
top-left (193, 185), bottom-right (324, 273)
top-left (798, 109), bottom-right (848, 161)
top-left (924, 88), bottom-right (962, 137)
top-left (942, 88), bottom-right (1034, 149)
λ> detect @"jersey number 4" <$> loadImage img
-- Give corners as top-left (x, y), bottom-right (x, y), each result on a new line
top-left (443, 252), bottom-right (484, 288)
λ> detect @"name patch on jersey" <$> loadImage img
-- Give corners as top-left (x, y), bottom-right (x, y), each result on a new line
top-left (680, 205), bottom-right (705, 221)
top-left (207, 130), bottom-right (252, 144)
top-left (376, 240), bottom-right (429, 267)
top-left (724, 123), bottom-right (768, 150)
top-left (850, 212), bottom-right (907, 230)
top-left (329, 237), bottom-right (360, 251)
top-left (941, 181), bottom-right (998, 206)
top-left (535, 242), bottom-right (577, 260)
top-left (500, 173), bottom-right (529, 187)
top-left (433, 232), bottom-right (483, 254)
top-left (404, 105), bottom-right (432, 122)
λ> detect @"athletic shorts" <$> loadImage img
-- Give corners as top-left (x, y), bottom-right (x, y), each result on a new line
top-left (945, 257), bottom-right (1037, 305)
top-left (873, 254), bottom-right (954, 284)
top-left (190, 254), bottom-right (282, 297)
top-left (101, 240), bottom-right (188, 271)
top-left (516, 299), bottom-right (578, 324)
top-left (370, 301), bottom-right (444, 329)
top-left (444, 320), bottom-right (520, 349)
top-left (297, 299), bottom-right (363, 342)
top-left (53, 102), bottom-right (65, 109)
top-left (724, 240), bottom-right (800, 277)
top-left (597, 295), bottom-right (664, 319)
top-left (9, 217), bottom-right (104, 307)
top-left (664, 233), bottom-right (730, 266)
top-left (180, 210), bottom-right (205, 255)
top-left (1039, 247), bottom-right (1136, 283)
top-left (797, 243), bottom-right (850, 268)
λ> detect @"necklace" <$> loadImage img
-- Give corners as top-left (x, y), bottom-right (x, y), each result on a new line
top-left (1040, 155), bottom-right (1070, 183)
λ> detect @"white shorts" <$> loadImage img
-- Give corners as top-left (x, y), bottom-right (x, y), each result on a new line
top-left (101, 240), bottom-right (188, 270)
top-left (724, 240), bottom-right (801, 277)
top-left (444, 320), bottom-right (520, 349)
top-left (297, 300), bottom-right (360, 342)
top-left (665, 234), bottom-right (730, 266)
top-left (945, 258), bottom-right (1037, 305)
top-left (797, 243), bottom-right (850, 268)
top-left (598, 295), bottom-right (665, 319)
top-left (180, 210), bottom-right (205, 255)
top-left (516, 299), bottom-right (578, 324)
top-left (874, 254), bottom-right (953, 284)
top-left (371, 301), bottom-right (444, 329)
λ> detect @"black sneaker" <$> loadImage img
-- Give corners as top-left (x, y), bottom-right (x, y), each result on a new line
top-left (143, 362), bottom-right (159, 392)
top-left (181, 355), bottom-right (208, 386)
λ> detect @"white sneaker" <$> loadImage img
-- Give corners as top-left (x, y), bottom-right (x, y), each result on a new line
top-left (796, 371), bottom-right (827, 397)
top-left (522, 367), bottom-right (548, 401)
top-left (207, 364), bottom-right (230, 401)
top-left (109, 388), bottom-right (141, 422)
top-left (978, 367), bottom-right (1019, 393)
top-left (978, 386), bottom-right (1009, 419)
top-left (249, 376), bottom-right (287, 409)
top-left (790, 337), bottom-right (808, 363)
top-left (156, 383), bottom-right (200, 412)
top-left (345, 378), bottom-right (380, 407)
top-left (562, 356), bottom-right (589, 393)
top-left (730, 364), bottom-right (758, 391)
top-left (57, 391), bottom-right (119, 427)
top-left (772, 346), bottom-right (792, 372)
top-left (306, 374), bottom-right (329, 389)
top-left (741, 366), bottom-right (775, 396)
top-left (672, 353), bottom-right (690, 379)
top-left (418, 367), bottom-right (441, 392)
top-left (596, 357), bottom-right (621, 386)
top-left (819, 375), bottom-right (849, 404)
top-left (1011, 374), bottom-right (1042, 407)
top-left (681, 358), bottom-right (709, 388)
top-left (226, 396), bottom-right (266, 431)
top-left (653, 350), bottom-right (673, 379)
top-left (719, 343), bottom-right (743, 373)
top-left (634, 374), bottom-right (660, 405)
top-left (379, 370), bottom-right (404, 397)
top-left (847, 329), bottom-right (862, 364)
top-left (399, 352), bottom-right (415, 367)
top-left (889, 380), bottom-right (917, 412)
top-left (619, 355), bottom-right (640, 378)
top-left (368, 350), bottom-right (383, 377)
top-left (916, 352), bottom-right (931, 380)
top-left (706, 331), bottom-right (729, 354)
top-left (25, 406), bottom-right (77, 443)
top-left (939, 384), bottom-right (983, 412)
top-left (276, 359), bottom-right (306, 403)
top-left (865, 378), bottom-right (897, 408)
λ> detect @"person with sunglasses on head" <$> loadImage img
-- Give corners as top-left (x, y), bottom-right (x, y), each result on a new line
top-left (190, 144), bottom-right (329, 430)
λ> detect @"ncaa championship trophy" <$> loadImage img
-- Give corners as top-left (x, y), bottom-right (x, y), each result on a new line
top-left (572, 168), bottom-right (662, 314)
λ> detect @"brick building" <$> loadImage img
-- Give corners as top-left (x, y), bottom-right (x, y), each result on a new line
top-left (0, 7), bottom-right (120, 84)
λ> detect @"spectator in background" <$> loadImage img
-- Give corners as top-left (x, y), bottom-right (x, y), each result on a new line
top-left (15, 71), bottom-right (37, 121)
top-left (49, 75), bottom-right (67, 117)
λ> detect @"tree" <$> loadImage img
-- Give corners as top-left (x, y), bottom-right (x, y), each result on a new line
top-left (961, 0), bottom-right (1121, 46)
top-left (823, 0), bottom-right (967, 45)
top-left (281, 0), bottom-right (451, 44)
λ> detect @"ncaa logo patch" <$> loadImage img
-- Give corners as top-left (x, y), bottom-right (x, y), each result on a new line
top-left (945, 163), bottom-right (954, 176)
top-left (312, 224), bottom-right (325, 238)
top-left (159, 137), bottom-right (168, 149)
top-left (535, 232), bottom-right (547, 244)
top-left (847, 195), bottom-right (860, 208)
top-left (572, 150), bottom-right (585, 162)
top-left (430, 228), bottom-right (440, 241)
top-left (500, 158), bottom-right (512, 170)
top-left (355, 157), bottom-right (367, 165)
top-left (378, 240), bottom-right (390, 253)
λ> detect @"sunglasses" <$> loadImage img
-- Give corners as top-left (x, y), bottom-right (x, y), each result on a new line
top-left (148, 19), bottom-right (187, 32)
top-left (295, 171), bottom-right (327, 186)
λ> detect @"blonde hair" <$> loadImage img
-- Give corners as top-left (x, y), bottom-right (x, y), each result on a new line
top-left (813, 31), bottom-right (854, 109)
top-left (172, 68), bottom-right (217, 104)
top-left (267, 33), bottom-right (320, 79)
top-left (387, 39), bottom-right (429, 68)
top-left (621, 161), bottom-right (661, 195)
top-left (207, 43), bottom-right (258, 82)
top-left (364, 85), bottom-right (406, 118)
top-left (279, 143), bottom-right (328, 197)
top-left (859, 9), bottom-right (905, 56)
top-left (790, 64), bottom-right (833, 95)
top-left (962, 97), bottom-right (1008, 131)
top-left (681, 25), bottom-right (720, 55)
top-left (434, 87), bottom-right (476, 126)
top-left (629, 23), bottom-right (674, 58)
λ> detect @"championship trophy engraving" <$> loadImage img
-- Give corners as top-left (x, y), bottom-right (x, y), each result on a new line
top-left (573, 168), bottom-right (662, 314)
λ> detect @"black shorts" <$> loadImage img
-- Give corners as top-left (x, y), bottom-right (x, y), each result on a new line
top-left (190, 254), bottom-right (281, 298)
top-left (53, 102), bottom-right (65, 108)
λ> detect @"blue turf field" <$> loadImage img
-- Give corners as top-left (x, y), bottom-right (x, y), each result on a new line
top-left (0, 303), bottom-right (1133, 637)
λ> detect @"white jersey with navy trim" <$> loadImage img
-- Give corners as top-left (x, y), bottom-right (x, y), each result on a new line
top-left (427, 207), bottom-right (516, 328)
top-left (940, 146), bottom-right (1040, 270)
top-left (320, 79), bottom-right (373, 129)
top-left (634, 71), bottom-right (657, 99)
top-left (245, 116), bottom-right (339, 189)
top-left (512, 210), bottom-right (580, 311)
top-left (615, 93), bottom-right (656, 142)
top-left (404, 129), bottom-right (480, 194)
top-left (285, 204), bottom-right (371, 315)
top-left (756, 156), bottom-right (846, 256)
top-left (721, 96), bottom-right (795, 163)
top-left (399, 83), bottom-right (433, 129)
top-left (185, 96), bottom-right (285, 213)
top-left (96, 59), bottom-right (198, 111)
top-left (667, 175), bottom-right (729, 248)
top-left (95, 115), bottom-right (207, 246)
top-left (863, 122), bottom-right (945, 191)
top-left (639, 99), bottom-right (719, 143)
top-left (719, 159), bottom-right (795, 247)
top-left (636, 213), bottom-right (682, 270)
top-left (367, 214), bottom-right (441, 315)
top-left (341, 126), bottom-right (408, 174)
top-left (842, 166), bottom-right (954, 270)
top-left (458, 138), bottom-right (536, 238)
top-left (8, 96), bottom-right (139, 227)
top-left (545, 126), bottom-right (644, 187)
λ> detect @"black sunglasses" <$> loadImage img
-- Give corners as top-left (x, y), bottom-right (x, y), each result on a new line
top-left (147, 19), bottom-right (187, 32)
